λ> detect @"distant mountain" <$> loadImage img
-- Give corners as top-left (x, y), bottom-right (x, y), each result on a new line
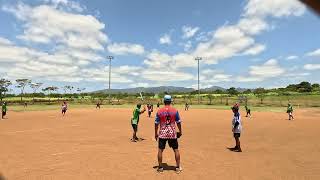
top-left (93, 86), bottom-right (195, 94)
top-left (201, 86), bottom-right (226, 92)
top-left (235, 87), bottom-right (251, 93)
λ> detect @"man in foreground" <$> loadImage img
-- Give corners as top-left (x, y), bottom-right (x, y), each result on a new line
top-left (155, 95), bottom-right (182, 173)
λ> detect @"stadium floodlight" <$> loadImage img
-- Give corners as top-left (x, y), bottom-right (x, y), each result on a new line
top-left (107, 55), bottom-right (114, 104)
top-left (195, 57), bottom-right (202, 104)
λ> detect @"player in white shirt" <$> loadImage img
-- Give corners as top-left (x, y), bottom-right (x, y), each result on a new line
top-left (231, 103), bottom-right (242, 152)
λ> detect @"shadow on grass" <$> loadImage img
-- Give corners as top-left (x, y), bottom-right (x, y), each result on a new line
top-left (153, 163), bottom-right (176, 171)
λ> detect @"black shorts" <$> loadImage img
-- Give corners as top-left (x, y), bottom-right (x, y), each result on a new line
top-left (62, 109), bottom-right (66, 113)
top-left (132, 124), bottom-right (138, 131)
top-left (2, 111), bottom-right (6, 117)
top-left (234, 133), bottom-right (241, 138)
top-left (158, 138), bottom-right (178, 150)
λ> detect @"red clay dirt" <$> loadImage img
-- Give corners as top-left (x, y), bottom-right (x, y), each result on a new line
top-left (0, 107), bottom-right (319, 180)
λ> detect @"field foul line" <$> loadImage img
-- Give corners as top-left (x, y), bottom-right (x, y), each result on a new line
top-left (0, 125), bottom-right (80, 135)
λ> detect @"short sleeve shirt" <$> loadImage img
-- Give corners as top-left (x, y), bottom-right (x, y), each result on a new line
top-left (155, 105), bottom-right (181, 139)
top-left (132, 108), bottom-right (140, 125)
top-left (2, 104), bottom-right (6, 112)
top-left (232, 113), bottom-right (242, 133)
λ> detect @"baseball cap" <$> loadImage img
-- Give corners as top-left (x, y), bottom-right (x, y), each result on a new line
top-left (164, 95), bottom-right (172, 102)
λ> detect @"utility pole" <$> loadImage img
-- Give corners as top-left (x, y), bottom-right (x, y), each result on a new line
top-left (195, 57), bottom-right (202, 104)
top-left (107, 56), bottom-right (114, 104)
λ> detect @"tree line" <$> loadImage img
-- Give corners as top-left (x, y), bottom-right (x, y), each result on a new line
top-left (0, 78), bottom-right (86, 103)
top-left (1, 78), bottom-right (319, 105)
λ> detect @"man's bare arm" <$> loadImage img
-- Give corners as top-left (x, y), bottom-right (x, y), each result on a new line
top-left (155, 124), bottom-right (159, 140)
top-left (177, 122), bottom-right (182, 136)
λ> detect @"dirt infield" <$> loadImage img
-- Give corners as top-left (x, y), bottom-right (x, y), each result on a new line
top-left (0, 107), bottom-right (319, 180)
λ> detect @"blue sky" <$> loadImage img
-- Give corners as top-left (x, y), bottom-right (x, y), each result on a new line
top-left (0, 0), bottom-right (319, 93)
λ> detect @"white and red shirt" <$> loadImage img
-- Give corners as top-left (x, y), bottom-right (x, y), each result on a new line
top-left (155, 105), bottom-right (181, 139)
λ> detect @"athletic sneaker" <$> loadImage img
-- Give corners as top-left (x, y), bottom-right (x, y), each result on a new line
top-left (157, 167), bottom-right (164, 173)
top-left (234, 148), bottom-right (242, 152)
top-left (175, 166), bottom-right (182, 174)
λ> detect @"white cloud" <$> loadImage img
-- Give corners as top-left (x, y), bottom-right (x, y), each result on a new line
top-left (182, 26), bottom-right (200, 39)
top-left (0, 2), bottom-right (117, 83)
top-left (284, 72), bottom-right (310, 77)
top-left (173, 53), bottom-right (196, 68)
top-left (243, 44), bottom-right (266, 55)
top-left (201, 69), bottom-right (232, 83)
top-left (236, 76), bottom-right (263, 82)
top-left (0, 42), bottom-right (43, 63)
top-left (3, 3), bottom-right (108, 50)
top-left (43, 0), bottom-right (85, 12)
top-left (286, 55), bottom-right (298, 60)
top-left (193, 25), bottom-right (255, 64)
top-left (250, 59), bottom-right (285, 77)
top-left (237, 18), bottom-right (268, 35)
top-left (159, 34), bottom-right (172, 45)
top-left (236, 59), bottom-right (285, 82)
top-left (143, 51), bottom-right (173, 69)
top-left (0, 37), bottom-right (12, 45)
top-left (141, 70), bottom-right (193, 82)
top-left (81, 65), bottom-right (142, 84)
top-left (183, 41), bottom-right (192, 51)
top-left (130, 83), bottom-right (150, 88)
top-left (195, 32), bottom-right (210, 42)
top-left (188, 0), bottom-right (306, 66)
top-left (306, 49), bottom-right (320, 57)
top-left (244, 0), bottom-right (306, 18)
top-left (304, 64), bottom-right (320, 70)
top-left (107, 43), bottom-right (145, 55)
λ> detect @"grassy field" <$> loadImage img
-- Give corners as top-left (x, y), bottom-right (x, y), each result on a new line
top-left (6, 103), bottom-right (304, 113)
top-left (3, 93), bottom-right (320, 112)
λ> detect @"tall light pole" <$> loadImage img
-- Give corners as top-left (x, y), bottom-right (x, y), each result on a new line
top-left (195, 57), bottom-right (202, 104)
top-left (107, 55), bottom-right (114, 104)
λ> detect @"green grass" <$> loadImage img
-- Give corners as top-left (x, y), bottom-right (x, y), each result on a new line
top-left (6, 103), bottom-right (295, 113)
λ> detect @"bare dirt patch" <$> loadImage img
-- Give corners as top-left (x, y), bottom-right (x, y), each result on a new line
top-left (0, 107), bottom-right (319, 179)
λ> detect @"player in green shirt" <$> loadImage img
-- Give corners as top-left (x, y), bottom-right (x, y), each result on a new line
top-left (287, 103), bottom-right (294, 120)
top-left (131, 103), bottom-right (146, 142)
top-left (2, 102), bottom-right (7, 119)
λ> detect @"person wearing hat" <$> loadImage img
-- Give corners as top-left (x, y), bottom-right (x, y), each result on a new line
top-left (131, 103), bottom-right (146, 142)
top-left (287, 103), bottom-right (294, 120)
top-left (231, 103), bottom-right (242, 152)
top-left (155, 95), bottom-right (182, 173)
top-left (2, 102), bottom-right (7, 119)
